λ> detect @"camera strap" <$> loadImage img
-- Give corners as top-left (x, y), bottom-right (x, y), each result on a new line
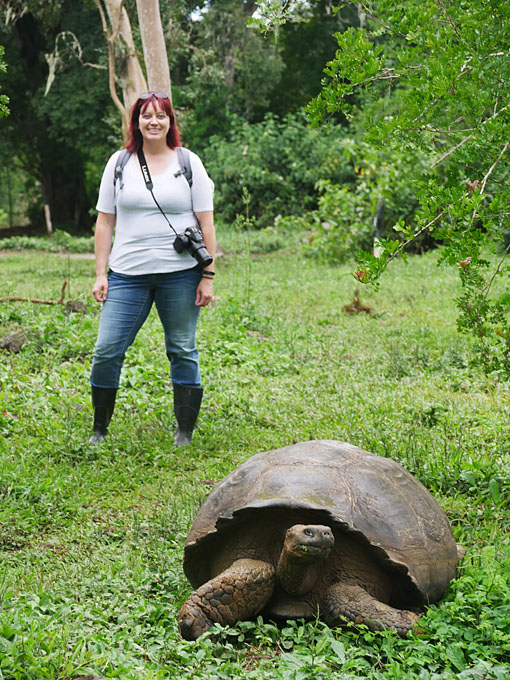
top-left (137, 147), bottom-right (180, 237)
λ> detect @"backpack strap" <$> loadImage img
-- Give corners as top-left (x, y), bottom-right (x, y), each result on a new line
top-left (176, 146), bottom-right (193, 188)
top-left (113, 147), bottom-right (193, 194)
top-left (114, 149), bottom-right (132, 192)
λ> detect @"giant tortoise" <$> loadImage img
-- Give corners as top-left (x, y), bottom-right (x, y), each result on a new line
top-left (178, 440), bottom-right (462, 640)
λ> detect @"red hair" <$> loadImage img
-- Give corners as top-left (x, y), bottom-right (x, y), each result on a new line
top-left (125, 93), bottom-right (181, 152)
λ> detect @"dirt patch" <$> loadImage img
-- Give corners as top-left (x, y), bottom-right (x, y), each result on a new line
top-left (0, 331), bottom-right (27, 353)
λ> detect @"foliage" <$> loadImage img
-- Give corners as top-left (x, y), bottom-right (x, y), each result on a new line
top-left (250, 0), bottom-right (362, 118)
top-left (204, 112), bottom-right (354, 227)
top-left (0, 246), bottom-right (509, 678)
top-left (0, 0), bottom-right (362, 229)
top-left (284, 137), bottom-right (429, 262)
top-left (306, 0), bottom-right (510, 376)
top-left (0, 229), bottom-right (94, 253)
top-left (0, 45), bottom-right (9, 119)
top-left (175, 0), bottom-right (285, 149)
top-left (0, 1), bottom-right (118, 231)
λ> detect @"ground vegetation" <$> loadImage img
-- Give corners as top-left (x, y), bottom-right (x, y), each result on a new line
top-left (0, 241), bottom-right (508, 678)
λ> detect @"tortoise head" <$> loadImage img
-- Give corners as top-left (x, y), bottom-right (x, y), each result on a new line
top-left (283, 524), bottom-right (334, 563)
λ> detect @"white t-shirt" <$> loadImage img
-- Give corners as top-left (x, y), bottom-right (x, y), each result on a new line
top-left (96, 149), bottom-right (214, 275)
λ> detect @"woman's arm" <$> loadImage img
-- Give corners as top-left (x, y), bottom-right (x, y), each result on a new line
top-left (195, 210), bottom-right (216, 307)
top-left (92, 211), bottom-right (116, 302)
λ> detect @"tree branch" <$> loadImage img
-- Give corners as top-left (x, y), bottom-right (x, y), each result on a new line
top-left (407, 126), bottom-right (475, 134)
top-left (437, 0), bottom-right (467, 47)
top-left (430, 105), bottom-right (509, 169)
top-left (480, 141), bottom-right (509, 195)
top-left (359, 4), bottom-right (408, 38)
top-left (412, 67), bottom-right (471, 124)
top-left (386, 211), bottom-right (444, 266)
top-left (482, 243), bottom-right (510, 299)
top-left (430, 134), bottom-right (473, 169)
top-left (95, 0), bottom-right (126, 119)
top-left (0, 279), bottom-right (68, 305)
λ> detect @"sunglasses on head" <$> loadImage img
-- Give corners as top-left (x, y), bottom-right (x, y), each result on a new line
top-left (139, 91), bottom-right (169, 100)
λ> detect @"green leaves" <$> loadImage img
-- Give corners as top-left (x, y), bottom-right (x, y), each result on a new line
top-left (0, 45), bottom-right (9, 119)
top-left (304, 0), bottom-right (510, 375)
top-left (307, 28), bottom-right (384, 126)
top-left (204, 112), bottom-right (354, 227)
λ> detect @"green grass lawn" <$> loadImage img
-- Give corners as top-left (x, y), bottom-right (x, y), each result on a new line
top-left (0, 240), bottom-right (509, 679)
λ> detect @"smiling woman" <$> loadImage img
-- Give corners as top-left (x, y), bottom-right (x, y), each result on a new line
top-left (128, 92), bottom-right (178, 152)
top-left (139, 104), bottom-right (170, 142)
top-left (88, 91), bottom-right (216, 447)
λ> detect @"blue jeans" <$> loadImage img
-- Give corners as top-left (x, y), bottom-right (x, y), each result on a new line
top-left (90, 269), bottom-right (202, 389)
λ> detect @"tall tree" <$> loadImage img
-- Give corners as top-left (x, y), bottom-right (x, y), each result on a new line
top-left (0, 0), bottom-right (173, 230)
top-left (0, 1), bottom-right (113, 231)
top-left (96, 0), bottom-right (171, 129)
top-left (178, 0), bottom-right (284, 146)
top-left (96, 0), bottom-right (147, 123)
top-left (305, 0), bottom-right (510, 374)
top-left (135, 0), bottom-right (171, 95)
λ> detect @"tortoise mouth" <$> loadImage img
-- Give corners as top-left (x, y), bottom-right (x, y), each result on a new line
top-left (298, 544), bottom-right (331, 556)
top-left (289, 544), bottom-right (332, 564)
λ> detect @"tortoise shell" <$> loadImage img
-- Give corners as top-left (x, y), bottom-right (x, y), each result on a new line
top-left (183, 440), bottom-right (459, 606)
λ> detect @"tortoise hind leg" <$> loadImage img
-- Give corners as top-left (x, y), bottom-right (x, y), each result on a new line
top-left (321, 583), bottom-right (420, 637)
top-left (178, 559), bottom-right (276, 640)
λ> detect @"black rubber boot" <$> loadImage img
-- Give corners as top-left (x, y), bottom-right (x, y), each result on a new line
top-left (88, 386), bottom-right (117, 444)
top-left (173, 384), bottom-right (203, 446)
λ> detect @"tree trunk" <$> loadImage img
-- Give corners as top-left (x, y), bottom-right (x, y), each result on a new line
top-left (42, 182), bottom-right (53, 236)
top-left (135, 0), bottom-right (171, 100)
top-left (99, 0), bottom-right (147, 118)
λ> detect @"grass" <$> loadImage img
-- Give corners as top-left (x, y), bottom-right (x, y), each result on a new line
top-left (0, 232), bottom-right (509, 679)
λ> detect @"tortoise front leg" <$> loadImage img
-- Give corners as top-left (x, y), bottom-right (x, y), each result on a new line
top-left (178, 558), bottom-right (276, 640)
top-left (321, 583), bottom-right (420, 637)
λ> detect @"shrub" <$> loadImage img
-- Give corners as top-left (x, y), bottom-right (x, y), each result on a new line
top-left (292, 140), bottom-right (431, 262)
top-left (203, 112), bottom-right (354, 227)
top-left (0, 229), bottom-right (94, 253)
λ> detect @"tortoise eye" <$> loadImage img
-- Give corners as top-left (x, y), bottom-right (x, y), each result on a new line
top-left (304, 528), bottom-right (313, 537)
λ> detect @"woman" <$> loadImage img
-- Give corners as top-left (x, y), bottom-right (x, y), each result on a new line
top-left (89, 91), bottom-right (215, 446)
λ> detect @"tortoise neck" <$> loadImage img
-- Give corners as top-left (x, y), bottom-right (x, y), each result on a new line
top-left (277, 551), bottom-right (321, 596)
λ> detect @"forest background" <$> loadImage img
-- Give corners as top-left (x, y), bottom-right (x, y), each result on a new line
top-left (0, 0), bottom-right (359, 233)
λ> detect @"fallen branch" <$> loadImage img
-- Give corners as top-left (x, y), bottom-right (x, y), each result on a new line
top-left (0, 279), bottom-right (68, 305)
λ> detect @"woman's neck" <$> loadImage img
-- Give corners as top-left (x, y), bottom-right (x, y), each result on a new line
top-left (142, 140), bottom-right (172, 157)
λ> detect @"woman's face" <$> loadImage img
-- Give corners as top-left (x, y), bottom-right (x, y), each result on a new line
top-left (138, 101), bottom-right (170, 144)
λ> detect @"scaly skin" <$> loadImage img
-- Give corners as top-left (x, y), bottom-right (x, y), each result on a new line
top-left (321, 583), bottom-right (420, 637)
top-left (178, 558), bottom-right (276, 641)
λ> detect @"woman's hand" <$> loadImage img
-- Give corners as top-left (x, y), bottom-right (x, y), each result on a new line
top-left (195, 277), bottom-right (213, 307)
top-left (92, 211), bottom-right (115, 303)
top-left (93, 274), bottom-right (109, 302)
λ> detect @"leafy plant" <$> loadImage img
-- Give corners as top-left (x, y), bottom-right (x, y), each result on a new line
top-left (0, 230), bottom-right (94, 253)
top-left (305, 0), bottom-right (510, 376)
top-left (0, 45), bottom-right (8, 119)
top-left (204, 111), bottom-right (354, 227)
